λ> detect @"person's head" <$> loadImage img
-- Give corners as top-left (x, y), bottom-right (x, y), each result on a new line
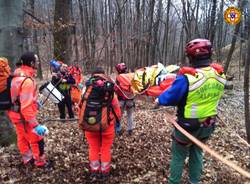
top-left (185, 39), bottom-right (212, 67)
top-left (91, 67), bottom-right (105, 76)
top-left (19, 52), bottom-right (38, 69)
top-left (60, 64), bottom-right (68, 73)
top-left (115, 63), bottom-right (127, 74)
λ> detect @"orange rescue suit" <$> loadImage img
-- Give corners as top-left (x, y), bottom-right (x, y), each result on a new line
top-left (7, 66), bottom-right (45, 166)
top-left (85, 94), bottom-right (121, 165)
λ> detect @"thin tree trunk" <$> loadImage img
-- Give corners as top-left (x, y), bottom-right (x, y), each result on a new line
top-left (209, 0), bottom-right (217, 44)
top-left (224, 0), bottom-right (247, 74)
top-left (244, 3), bottom-right (250, 144)
top-left (151, 0), bottom-right (162, 64)
top-left (0, 0), bottom-right (23, 68)
top-left (0, 0), bottom-right (23, 146)
top-left (30, 0), bottom-right (43, 79)
top-left (53, 0), bottom-right (72, 65)
top-left (145, 0), bottom-right (155, 66)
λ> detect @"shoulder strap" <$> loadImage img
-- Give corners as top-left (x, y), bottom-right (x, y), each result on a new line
top-left (17, 77), bottom-right (33, 102)
top-left (178, 67), bottom-right (197, 76)
top-left (111, 106), bottom-right (119, 122)
top-left (210, 63), bottom-right (224, 75)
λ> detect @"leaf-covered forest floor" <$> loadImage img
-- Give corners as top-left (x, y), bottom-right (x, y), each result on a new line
top-left (1, 80), bottom-right (250, 184)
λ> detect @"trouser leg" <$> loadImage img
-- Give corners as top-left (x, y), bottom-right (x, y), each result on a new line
top-left (25, 124), bottom-right (46, 166)
top-left (58, 100), bottom-right (66, 119)
top-left (65, 93), bottom-right (74, 119)
top-left (85, 132), bottom-right (100, 162)
top-left (188, 145), bottom-right (203, 184)
top-left (100, 132), bottom-right (114, 173)
top-left (126, 107), bottom-right (134, 131)
top-left (169, 140), bottom-right (189, 184)
top-left (14, 123), bottom-right (32, 164)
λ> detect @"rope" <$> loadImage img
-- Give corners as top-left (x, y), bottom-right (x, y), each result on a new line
top-left (165, 112), bottom-right (250, 179)
top-left (110, 78), bottom-right (151, 100)
top-left (42, 118), bottom-right (79, 123)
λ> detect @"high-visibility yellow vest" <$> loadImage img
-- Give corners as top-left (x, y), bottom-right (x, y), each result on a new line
top-left (59, 83), bottom-right (70, 90)
top-left (184, 67), bottom-right (226, 119)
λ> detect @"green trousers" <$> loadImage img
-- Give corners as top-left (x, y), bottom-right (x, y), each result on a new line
top-left (168, 126), bottom-right (214, 184)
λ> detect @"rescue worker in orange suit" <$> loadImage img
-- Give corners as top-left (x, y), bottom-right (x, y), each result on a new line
top-left (8, 52), bottom-right (51, 167)
top-left (155, 39), bottom-right (226, 184)
top-left (115, 63), bottom-right (135, 135)
top-left (51, 63), bottom-right (75, 119)
top-left (84, 67), bottom-right (121, 180)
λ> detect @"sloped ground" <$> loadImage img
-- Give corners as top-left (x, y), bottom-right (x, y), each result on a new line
top-left (1, 83), bottom-right (250, 183)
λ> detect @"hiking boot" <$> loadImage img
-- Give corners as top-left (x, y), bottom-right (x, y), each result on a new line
top-left (23, 158), bottom-right (34, 166)
top-left (99, 172), bottom-right (110, 181)
top-left (36, 160), bottom-right (53, 169)
top-left (128, 129), bottom-right (133, 136)
top-left (90, 170), bottom-right (100, 181)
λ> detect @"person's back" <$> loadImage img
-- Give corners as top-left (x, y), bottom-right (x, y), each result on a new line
top-left (156, 39), bottom-right (226, 184)
top-left (115, 63), bottom-right (135, 135)
top-left (79, 67), bottom-right (121, 181)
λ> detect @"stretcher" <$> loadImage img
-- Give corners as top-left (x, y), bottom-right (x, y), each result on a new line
top-left (115, 63), bottom-right (179, 97)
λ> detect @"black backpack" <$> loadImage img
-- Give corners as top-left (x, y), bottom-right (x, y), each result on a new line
top-left (78, 74), bottom-right (115, 132)
top-left (0, 76), bottom-right (13, 110)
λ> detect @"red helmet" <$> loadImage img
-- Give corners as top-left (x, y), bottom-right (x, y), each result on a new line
top-left (185, 39), bottom-right (212, 59)
top-left (115, 63), bottom-right (127, 73)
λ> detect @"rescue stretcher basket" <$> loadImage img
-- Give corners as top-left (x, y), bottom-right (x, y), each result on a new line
top-left (40, 82), bottom-right (64, 104)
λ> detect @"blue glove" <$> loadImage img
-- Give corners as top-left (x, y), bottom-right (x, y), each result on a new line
top-left (78, 83), bottom-right (83, 89)
top-left (115, 121), bottom-right (122, 135)
top-left (34, 125), bottom-right (48, 136)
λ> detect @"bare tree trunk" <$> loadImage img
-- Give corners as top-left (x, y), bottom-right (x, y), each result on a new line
top-left (216, 0), bottom-right (224, 62)
top-left (244, 3), bottom-right (250, 143)
top-left (29, 0), bottom-right (43, 79)
top-left (73, 24), bottom-right (79, 65)
top-left (78, 0), bottom-right (89, 60)
top-left (224, 0), bottom-right (247, 74)
top-left (163, 0), bottom-right (171, 64)
top-left (209, 0), bottom-right (217, 44)
top-left (53, 0), bottom-right (72, 65)
top-left (0, 0), bottom-right (23, 146)
top-left (133, 0), bottom-right (141, 69)
top-left (0, 0), bottom-right (23, 68)
top-left (115, 0), bottom-right (124, 63)
top-left (151, 0), bottom-right (162, 64)
top-left (145, 0), bottom-right (155, 66)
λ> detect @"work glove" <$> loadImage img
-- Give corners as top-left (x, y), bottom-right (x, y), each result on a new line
top-left (115, 121), bottom-right (122, 135)
top-left (33, 125), bottom-right (49, 136)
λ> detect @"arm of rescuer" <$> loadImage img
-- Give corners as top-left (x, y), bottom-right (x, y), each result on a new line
top-left (111, 93), bottom-right (122, 122)
top-left (19, 78), bottom-right (39, 128)
top-left (155, 75), bottom-right (188, 106)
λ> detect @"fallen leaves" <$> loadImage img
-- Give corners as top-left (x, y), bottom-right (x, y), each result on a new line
top-left (0, 83), bottom-right (250, 183)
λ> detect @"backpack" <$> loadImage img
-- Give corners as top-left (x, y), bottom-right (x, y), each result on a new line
top-left (0, 58), bottom-right (31, 111)
top-left (0, 58), bottom-right (12, 110)
top-left (78, 74), bottom-right (115, 132)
